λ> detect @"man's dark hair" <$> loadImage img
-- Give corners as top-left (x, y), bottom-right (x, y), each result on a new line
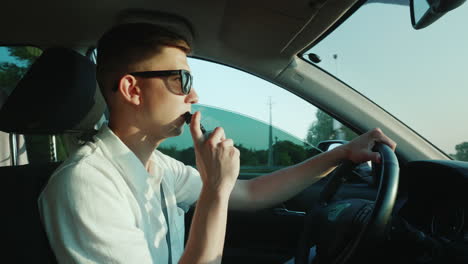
top-left (96, 22), bottom-right (191, 103)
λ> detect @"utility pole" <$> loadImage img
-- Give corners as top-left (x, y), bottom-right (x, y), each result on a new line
top-left (332, 53), bottom-right (345, 140)
top-left (267, 97), bottom-right (274, 167)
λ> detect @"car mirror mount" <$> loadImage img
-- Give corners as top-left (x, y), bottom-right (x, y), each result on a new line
top-left (317, 139), bottom-right (374, 184)
top-left (316, 139), bottom-right (348, 152)
top-left (410, 0), bottom-right (466, 30)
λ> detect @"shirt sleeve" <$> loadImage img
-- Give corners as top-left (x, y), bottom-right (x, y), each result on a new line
top-left (175, 164), bottom-right (203, 212)
top-left (156, 151), bottom-right (202, 212)
top-left (38, 162), bottom-right (154, 264)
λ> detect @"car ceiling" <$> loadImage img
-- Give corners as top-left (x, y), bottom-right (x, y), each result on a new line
top-left (2, 0), bottom-right (360, 78)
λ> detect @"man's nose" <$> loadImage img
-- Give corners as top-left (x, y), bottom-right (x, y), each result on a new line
top-left (185, 88), bottom-right (199, 104)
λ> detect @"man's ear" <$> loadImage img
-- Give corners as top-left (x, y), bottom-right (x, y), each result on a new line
top-left (117, 75), bottom-right (142, 106)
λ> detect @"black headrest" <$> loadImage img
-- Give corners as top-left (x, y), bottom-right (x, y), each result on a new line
top-left (0, 47), bottom-right (105, 134)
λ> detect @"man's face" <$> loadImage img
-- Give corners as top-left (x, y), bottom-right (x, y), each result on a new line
top-left (135, 46), bottom-right (198, 139)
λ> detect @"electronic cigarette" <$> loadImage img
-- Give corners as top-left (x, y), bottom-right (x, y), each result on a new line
top-left (183, 112), bottom-right (207, 134)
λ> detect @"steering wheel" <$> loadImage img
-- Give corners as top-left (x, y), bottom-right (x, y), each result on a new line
top-left (295, 143), bottom-right (399, 264)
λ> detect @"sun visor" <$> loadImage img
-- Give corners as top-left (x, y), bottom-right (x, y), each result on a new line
top-left (280, 0), bottom-right (359, 56)
top-left (116, 9), bottom-right (195, 50)
top-left (219, 0), bottom-right (359, 57)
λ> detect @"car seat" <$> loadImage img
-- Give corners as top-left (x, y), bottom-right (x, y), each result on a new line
top-left (0, 47), bottom-right (105, 263)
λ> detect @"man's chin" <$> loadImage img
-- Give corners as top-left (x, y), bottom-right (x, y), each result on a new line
top-left (168, 125), bottom-right (184, 137)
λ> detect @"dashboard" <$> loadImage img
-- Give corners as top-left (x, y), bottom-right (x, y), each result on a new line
top-left (396, 160), bottom-right (468, 263)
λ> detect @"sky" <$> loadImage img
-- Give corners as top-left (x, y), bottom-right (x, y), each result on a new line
top-left (188, 2), bottom-right (468, 155)
top-left (307, 2), bottom-right (468, 154)
top-left (0, 49), bottom-right (9, 61)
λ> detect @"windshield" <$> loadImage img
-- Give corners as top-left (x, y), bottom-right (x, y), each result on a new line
top-left (304, 1), bottom-right (468, 160)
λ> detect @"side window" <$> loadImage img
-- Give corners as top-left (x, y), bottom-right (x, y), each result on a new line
top-left (0, 47), bottom-right (42, 98)
top-left (0, 46), bottom-right (68, 166)
top-left (158, 58), bottom-right (358, 179)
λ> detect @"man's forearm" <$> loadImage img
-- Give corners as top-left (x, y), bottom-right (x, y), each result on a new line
top-left (179, 188), bottom-right (230, 264)
top-left (229, 146), bottom-right (348, 211)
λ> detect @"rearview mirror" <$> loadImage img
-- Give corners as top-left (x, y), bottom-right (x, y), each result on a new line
top-left (316, 140), bottom-right (348, 152)
top-left (410, 0), bottom-right (466, 29)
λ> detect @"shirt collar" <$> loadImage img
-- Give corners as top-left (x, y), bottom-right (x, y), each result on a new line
top-left (93, 124), bottom-right (162, 192)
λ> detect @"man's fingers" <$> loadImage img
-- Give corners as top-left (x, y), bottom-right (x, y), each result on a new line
top-left (372, 128), bottom-right (397, 151)
top-left (380, 135), bottom-right (397, 151)
top-left (219, 139), bottom-right (234, 148)
top-left (371, 152), bottom-right (381, 164)
top-left (189, 111), bottom-right (204, 143)
top-left (208, 127), bottom-right (226, 146)
top-left (230, 146), bottom-right (240, 158)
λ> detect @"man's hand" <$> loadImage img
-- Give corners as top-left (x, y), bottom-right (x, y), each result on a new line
top-left (189, 111), bottom-right (240, 196)
top-left (340, 128), bottom-right (397, 164)
top-left (182, 112), bottom-right (240, 264)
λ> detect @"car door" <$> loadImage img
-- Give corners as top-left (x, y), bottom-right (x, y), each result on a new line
top-left (157, 58), bottom-right (381, 263)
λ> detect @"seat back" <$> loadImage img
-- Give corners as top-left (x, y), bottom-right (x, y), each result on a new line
top-left (2, 162), bottom-right (60, 263)
top-left (0, 47), bottom-right (105, 263)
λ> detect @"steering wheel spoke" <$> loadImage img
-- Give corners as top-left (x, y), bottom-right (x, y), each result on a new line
top-left (295, 143), bottom-right (399, 264)
top-left (319, 160), bottom-right (359, 206)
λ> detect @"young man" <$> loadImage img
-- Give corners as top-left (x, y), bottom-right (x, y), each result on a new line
top-left (39, 23), bottom-right (396, 264)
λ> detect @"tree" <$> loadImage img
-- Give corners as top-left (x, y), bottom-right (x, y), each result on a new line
top-left (0, 47), bottom-right (42, 95)
top-left (0, 63), bottom-right (28, 94)
top-left (8, 46), bottom-right (42, 65)
top-left (158, 146), bottom-right (196, 166)
top-left (236, 144), bottom-right (262, 166)
top-left (179, 147), bottom-right (196, 166)
top-left (305, 110), bottom-right (334, 146)
top-left (158, 145), bottom-right (180, 160)
top-left (273, 140), bottom-right (308, 166)
top-left (305, 109), bottom-right (357, 147)
top-left (454, 142), bottom-right (468, 161)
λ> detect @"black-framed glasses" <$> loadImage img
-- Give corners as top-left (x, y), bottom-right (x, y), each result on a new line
top-left (123, 69), bottom-right (193, 95)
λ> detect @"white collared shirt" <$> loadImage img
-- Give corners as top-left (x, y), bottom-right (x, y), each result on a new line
top-left (39, 125), bottom-right (202, 264)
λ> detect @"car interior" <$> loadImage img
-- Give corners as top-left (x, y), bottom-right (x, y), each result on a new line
top-left (1, 0), bottom-right (467, 263)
